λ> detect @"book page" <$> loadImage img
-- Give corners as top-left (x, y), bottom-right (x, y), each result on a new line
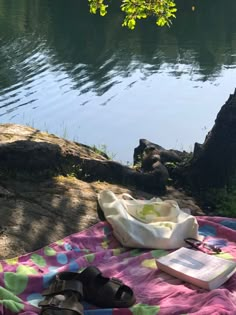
top-left (157, 247), bottom-right (236, 282)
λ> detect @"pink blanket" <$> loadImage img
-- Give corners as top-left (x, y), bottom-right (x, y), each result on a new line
top-left (1, 216), bottom-right (236, 315)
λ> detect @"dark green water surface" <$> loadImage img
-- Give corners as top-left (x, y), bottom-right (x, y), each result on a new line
top-left (0, 0), bottom-right (236, 162)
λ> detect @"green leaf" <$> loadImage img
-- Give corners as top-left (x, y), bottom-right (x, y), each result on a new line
top-left (128, 18), bottom-right (136, 30)
top-left (88, 0), bottom-right (178, 29)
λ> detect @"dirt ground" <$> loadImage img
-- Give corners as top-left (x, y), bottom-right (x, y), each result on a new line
top-left (0, 176), bottom-right (204, 259)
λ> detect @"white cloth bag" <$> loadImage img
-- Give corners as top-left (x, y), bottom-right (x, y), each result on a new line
top-left (98, 190), bottom-right (199, 249)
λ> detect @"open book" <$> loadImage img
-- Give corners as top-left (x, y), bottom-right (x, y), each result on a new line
top-left (156, 247), bottom-right (236, 290)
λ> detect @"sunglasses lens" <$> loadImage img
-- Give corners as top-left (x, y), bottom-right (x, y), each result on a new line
top-left (203, 243), bottom-right (221, 253)
top-left (184, 238), bottom-right (201, 247)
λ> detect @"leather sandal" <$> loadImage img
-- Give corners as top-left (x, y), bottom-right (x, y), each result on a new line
top-left (39, 277), bottom-right (84, 315)
top-left (56, 266), bottom-right (136, 308)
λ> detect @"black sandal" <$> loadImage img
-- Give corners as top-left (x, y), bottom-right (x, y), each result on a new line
top-left (39, 277), bottom-right (84, 315)
top-left (55, 266), bottom-right (136, 308)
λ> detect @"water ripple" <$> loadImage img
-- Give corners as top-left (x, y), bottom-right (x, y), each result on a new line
top-left (0, 35), bottom-right (55, 117)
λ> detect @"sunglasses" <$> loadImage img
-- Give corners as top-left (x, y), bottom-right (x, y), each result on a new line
top-left (184, 237), bottom-right (222, 254)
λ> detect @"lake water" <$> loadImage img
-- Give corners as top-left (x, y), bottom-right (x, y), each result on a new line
top-left (0, 0), bottom-right (236, 163)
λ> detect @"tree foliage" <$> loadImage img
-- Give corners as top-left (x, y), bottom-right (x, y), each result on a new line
top-left (88, 0), bottom-right (177, 29)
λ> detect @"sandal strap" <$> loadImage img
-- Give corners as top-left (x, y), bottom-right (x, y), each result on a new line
top-left (100, 277), bottom-right (132, 300)
top-left (115, 282), bottom-right (134, 300)
top-left (110, 277), bottom-right (123, 286)
top-left (42, 279), bottom-right (83, 297)
top-left (78, 266), bottom-right (101, 283)
top-left (109, 277), bottom-right (130, 299)
top-left (39, 293), bottom-right (83, 315)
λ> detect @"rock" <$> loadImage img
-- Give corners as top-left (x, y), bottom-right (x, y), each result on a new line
top-left (0, 123), bottom-right (107, 174)
top-left (132, 139), bottom-right (191, 192)
top-left (133, 139), bottom-right (188, 166)
top-left (0, 124), bottom-right (168, 193)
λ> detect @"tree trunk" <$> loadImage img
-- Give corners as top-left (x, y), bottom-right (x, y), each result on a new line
top-left (180, 88), bottom-right (236, 192)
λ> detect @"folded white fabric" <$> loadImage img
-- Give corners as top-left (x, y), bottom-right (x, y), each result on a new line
top-left (98, 190), bottom-right (199, 249)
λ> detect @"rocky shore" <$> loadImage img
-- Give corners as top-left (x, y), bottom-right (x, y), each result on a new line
top-left (0, 124), bottom-right (204, 259)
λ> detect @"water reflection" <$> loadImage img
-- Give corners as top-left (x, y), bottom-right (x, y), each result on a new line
top-left (0, 0), bottom-right (236, 161)
top-left (1, 0), bottom-right (235, 92)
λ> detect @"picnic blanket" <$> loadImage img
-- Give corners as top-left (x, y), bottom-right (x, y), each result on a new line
top-left (1, 216), bottom-right (236, 315)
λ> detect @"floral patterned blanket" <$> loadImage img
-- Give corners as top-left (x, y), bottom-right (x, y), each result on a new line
top-left (1, 216), bottom-right (236, 315)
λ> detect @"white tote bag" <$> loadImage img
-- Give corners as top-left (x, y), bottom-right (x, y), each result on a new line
top-left (98, 190), bottom-right (199, 249)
